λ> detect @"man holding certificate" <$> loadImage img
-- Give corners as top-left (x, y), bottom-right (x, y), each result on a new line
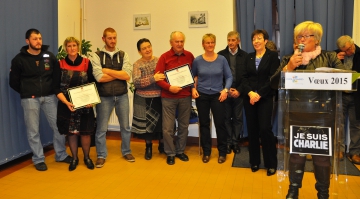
top-left (155, 31), bottom-right (194, 165)
top-left (91, 27), bottom-right (134, 167)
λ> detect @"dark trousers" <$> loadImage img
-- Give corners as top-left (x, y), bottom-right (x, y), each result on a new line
top-left (196, 92), bottom-right (227, 156)
top-left (224, 96), bottom-right (243, 145)
top-left (244, 95), bottom-right (277, 168)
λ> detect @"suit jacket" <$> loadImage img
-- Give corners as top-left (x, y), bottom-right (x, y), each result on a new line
top-left (218, 45), bottom-right (248, 91)
top-left (335, 44), bottom-right (360, 119)
top-left (240, 47), bottom-right (280, 98)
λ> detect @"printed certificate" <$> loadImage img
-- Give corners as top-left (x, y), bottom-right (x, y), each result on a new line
top-left (67, 82), bottom-right (101, 110)
top-left (164, 64), bottom-right (194, 88)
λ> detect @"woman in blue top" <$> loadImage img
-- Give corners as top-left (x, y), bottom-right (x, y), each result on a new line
top-left (192, 33), bottom-right (233, 164)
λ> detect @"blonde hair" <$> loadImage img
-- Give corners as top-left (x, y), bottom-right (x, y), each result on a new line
top-left (202, 33), bottom-right (216, 43)
top-left (294, 21), bottom-right (323, 45)
top-left (63, 36), bottom-right (80, 50)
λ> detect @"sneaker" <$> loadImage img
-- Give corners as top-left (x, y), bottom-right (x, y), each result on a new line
top-left (34, 162), bottom-right (48, 171)
top-left (124, 154), bottom-right (135, 162)
top-left (95, 158), bottom-right (105, 168)
top-left (58, 155), bottom-right (73, 164)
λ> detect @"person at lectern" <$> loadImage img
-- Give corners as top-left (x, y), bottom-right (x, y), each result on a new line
top-left (273, 21), bottom-right (344, 199)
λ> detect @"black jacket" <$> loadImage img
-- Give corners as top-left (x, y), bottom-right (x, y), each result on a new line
top-left (218, 45), bottom-right (248, 92)
top-left (335, 45), bottom-right (360, 119)
top-left (241, 48), bottom-right (280, 98)
top-left (9, 45), bottom-right (58, 98)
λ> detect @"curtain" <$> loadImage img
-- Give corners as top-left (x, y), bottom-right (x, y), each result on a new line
top-left (0, 0), bottom-right (59, 165)
top-left (277, 0), bottom-right (354, 58)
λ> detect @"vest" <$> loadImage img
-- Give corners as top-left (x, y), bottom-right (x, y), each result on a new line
top-left (95, 50), bottom-right (128, 96)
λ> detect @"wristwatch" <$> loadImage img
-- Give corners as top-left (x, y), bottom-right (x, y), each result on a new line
top-left (223, 88), bottom-right (228, 93)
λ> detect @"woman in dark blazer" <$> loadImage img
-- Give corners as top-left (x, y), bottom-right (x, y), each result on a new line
top-left (240, 29), bottom-right (279, 176)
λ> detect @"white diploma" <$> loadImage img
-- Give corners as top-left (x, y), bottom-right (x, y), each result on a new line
top-left (67, 82), bottom-right (101, 110)
top-left (164, 64), bottom-right (194, 88)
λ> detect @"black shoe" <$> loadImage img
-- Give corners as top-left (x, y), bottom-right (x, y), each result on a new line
top-left (84, 158), bottom-right (94, 170)
top-left (226, 144), bottom-right (233, 154)
top-left (167, 156), bottom-right (175, 165)
top-left (251, 165), bottom-right (259, 172)
top-left (69, 159), bottom-right (79, 171)
top-left (233, 144), bottom-right (241, 154)
top-left (145, 143), bottom-right (152, 160)
top-left (58, 155), bottom-right (73, 164)
top-left (175, 153), bottom-right (189, 161)
top-left (218, 156), bottom-right (226, 164)
top-left (267, 168), bottom-right (276, 176)
top-left (34, 162), bottom-right (48, 171)
top-left (202, 155), bottom-right (210, 163)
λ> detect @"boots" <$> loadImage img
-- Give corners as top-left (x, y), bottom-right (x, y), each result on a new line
top-left (145, 143), bottom-right (152, 160)
top-left (158, 142), bottom-right (165, 154)
top-left (314, 165), bottom-right (330, 199)
top-left (286, 163), bottom-right (305, 199)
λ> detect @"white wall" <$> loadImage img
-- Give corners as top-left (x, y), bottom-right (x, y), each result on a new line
top-left (58, 0), bottom-right (81, 46)
top-left (353, 0), bottom-right (359, 44)
top-left (82, 0), bottom-right (234, 62)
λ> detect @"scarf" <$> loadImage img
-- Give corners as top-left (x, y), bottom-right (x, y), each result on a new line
top-left (295, 46), bottom-right (322, 65)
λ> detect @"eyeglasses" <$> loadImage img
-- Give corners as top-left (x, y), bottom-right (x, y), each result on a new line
top-left (342, 44), bottom-right (353, 53)
top-left (296, 35), bottom-right (314, 40)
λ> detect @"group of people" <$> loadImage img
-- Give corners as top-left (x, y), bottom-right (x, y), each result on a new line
top-left (8, 20), bottom-right (360, 199)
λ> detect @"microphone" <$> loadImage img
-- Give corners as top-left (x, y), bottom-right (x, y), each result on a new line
top-left (298, 44), bottom-right (305, 53)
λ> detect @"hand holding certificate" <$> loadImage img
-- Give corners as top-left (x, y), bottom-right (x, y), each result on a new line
top-left (164, 64), bottom-right (194, 88)
top-left (67, 82), bottom-right (101, 110)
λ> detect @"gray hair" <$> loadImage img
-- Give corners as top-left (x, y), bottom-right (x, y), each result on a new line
top-left (336, 35), bottom-right (354, 49)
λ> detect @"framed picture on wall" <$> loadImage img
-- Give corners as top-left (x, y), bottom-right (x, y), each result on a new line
top-left (188, 11), bottom-right (208, 28)
top-left (133, 14), bottom-right (151, 30)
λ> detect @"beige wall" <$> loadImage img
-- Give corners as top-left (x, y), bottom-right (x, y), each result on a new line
top-left (81, 0), bottom-right (234, 63)
top-left (353, 1), bottom-right (359, 44)
top-left (58, 0), bottom-right (81, 47)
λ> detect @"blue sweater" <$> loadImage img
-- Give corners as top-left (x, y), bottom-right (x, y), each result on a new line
top-left (192, 54), bottom-right (233, 95)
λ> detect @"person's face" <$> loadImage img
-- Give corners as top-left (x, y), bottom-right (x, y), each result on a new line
top-left (170, 33), bottom-right (185, 54)
top-left (340, 42), bottom-right (355, 56)
top-left (227, 35), bottom-right (240, 51)
top-left (139, 42), bottom-right (153, 59)
top-left (26, 33), bottom-right (42, 51)
top-left (65, 41), bottom-right (79, 57)
top-left (202, 37), bottom-right (216, 52)
top-left (295, 30), bottom-right (317, 52)
top-left (252, 33), bottom-right (267, 52)
top-left (102, 32), bottom-right (117, 51)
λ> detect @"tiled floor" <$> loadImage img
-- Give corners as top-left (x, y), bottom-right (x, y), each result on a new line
top-left (1, 139), bottom-right (360, 199)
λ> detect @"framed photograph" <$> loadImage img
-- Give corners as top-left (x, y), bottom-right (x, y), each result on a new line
top-left (133, 14), bottom-right (151, 30)
top-left (188, 11), bottom-right (208, 28)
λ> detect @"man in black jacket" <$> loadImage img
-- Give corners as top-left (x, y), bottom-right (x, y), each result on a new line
top-left (218, 31), bottom-right (248, 154)
top-left (9, 29), bottom-right (72, 171)
top-left (335, 35), bottom-right (360, 164)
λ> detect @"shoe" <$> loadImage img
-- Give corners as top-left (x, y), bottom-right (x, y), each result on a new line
top-left (226, 144), bottom-right (233, 154)
top-left (267, 168), bottom-right (276, 176)
top-left (69, 159), bottom-right (78, 171)
top-left (351, 154), bottom-right (360, 165)
top-left (175, 153), bottom-right (189, 161)
top-left (251, 165), bottom-right (259, 172)
top-left (337, 152), bottom-right (344, 161)
top-left (218, 156), bottom-right (226, 164)
top-left (58, 155), bottom-right (72, 164)
top-left (233, 144), bottom-right (241, 154)
top-left (124, 154), bottom-right (135, 162)
top-left (202, 155), bottom-right (210, 163)
top-left (167, 156), bottom-right (175, 165)
top-left (84, 158), bottom-right (94, 170)
top-left (145, 143), bottom-right (152, 160)
top-left (95, 158), bottom-right (105, 168)
top-left (34, 162), bottom-right (48, 171)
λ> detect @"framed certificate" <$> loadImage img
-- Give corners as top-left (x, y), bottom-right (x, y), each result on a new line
top-left (67, 82), bottom-right (101, 110)
top-left (164, 64), bottom-right (194, 88)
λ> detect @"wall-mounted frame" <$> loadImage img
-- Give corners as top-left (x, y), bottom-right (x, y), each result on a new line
top-left (133, 14), bottom-right (151, 30)
top-left (188, 11), bottom-right (208, 28)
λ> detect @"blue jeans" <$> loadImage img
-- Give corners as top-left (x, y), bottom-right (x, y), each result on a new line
top-left (21, 95), bottom-right (68, 164)
top-left (96, 94), bottom-right (131, 158)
